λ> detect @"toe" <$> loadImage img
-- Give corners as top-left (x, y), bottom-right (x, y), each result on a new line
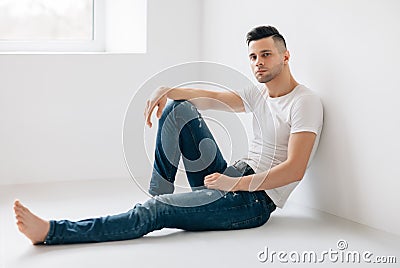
top-left (17, 222), bottom-right (25, 232)
top-left (14, 206), bottom-right (24, 216)
top-left (14, 200), bottom-right (22, 207)
top-left (14, 203), bottom-right (29, 215)
top-left (15, 214), bottom-right (24, 221)
top-left (14, 201), bottom-right (28, 212)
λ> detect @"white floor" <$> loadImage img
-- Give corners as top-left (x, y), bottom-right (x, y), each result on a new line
top-left (1, 178), bottom-right (399, 268)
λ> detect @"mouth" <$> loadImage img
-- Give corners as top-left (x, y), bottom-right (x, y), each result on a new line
top-left (256, 70), bottom-right (267, 74)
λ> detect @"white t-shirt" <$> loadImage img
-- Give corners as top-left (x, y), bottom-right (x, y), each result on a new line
top-left (237, 84), bottom-right (323, 208)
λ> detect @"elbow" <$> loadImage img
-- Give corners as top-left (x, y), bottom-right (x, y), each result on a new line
top-left (285, 159), bottom-right (307, 182)
top-left (292, 168), bottom-right (306, 182)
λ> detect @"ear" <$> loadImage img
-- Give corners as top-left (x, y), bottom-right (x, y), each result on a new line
top-left (283, 50), bottom-right (290, 64)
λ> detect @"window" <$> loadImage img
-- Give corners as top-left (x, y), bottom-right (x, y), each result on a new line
top-left (0, 0), bottom-right (147, 53)
top-left (0, 0), bottom-right (94, 41)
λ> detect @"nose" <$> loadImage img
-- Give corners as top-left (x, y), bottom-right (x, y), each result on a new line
top-left (255, 56), bottom-right (264, 67)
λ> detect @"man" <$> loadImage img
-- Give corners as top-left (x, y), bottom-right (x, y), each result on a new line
top-left (14, 26), bottom-right (323, 245)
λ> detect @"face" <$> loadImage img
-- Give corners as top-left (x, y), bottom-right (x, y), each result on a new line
top-left (248, 37), bottom-right (288, 83)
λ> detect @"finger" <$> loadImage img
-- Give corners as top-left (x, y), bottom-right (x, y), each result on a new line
top-left (204, 174), bottom-right (216, 181)
top-left (144, 100), bottom-right (149, 118)
top-left (146, 102), bottom-right (156, 128)
top-left (156, 99), bottom-right (166, 119)
top-left (155, 104), bottom-right (162, 119)
top-left (144, 100), bottom-right (149, 121)
top-left (205, 172), bottom-right (218, 179)
top-left (206, 183), bottom-right (217, 190)
top-left (204, 178), bottom-right (217, 186)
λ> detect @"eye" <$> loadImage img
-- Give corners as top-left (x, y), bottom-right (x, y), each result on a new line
top-left (250, 55), bottom-right (257, 61)
top-left (262, 52), bottom-right (271, 57)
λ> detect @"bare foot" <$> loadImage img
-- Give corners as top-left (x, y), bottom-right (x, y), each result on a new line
top-left (14, 200), bottom-right (50, 245)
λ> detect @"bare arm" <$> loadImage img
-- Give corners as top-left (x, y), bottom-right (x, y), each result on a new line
top-left (167, 87), bottom-right (244, 112)
top-left (145, 86), bottom-right (244, 128)
top-left (204, 132), bottom-right (316, 191)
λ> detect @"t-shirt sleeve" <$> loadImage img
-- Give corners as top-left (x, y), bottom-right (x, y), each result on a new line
top-left (290, 94), bottom-right (323, 134)
top-left (236, 85), bottom-right (261, 113)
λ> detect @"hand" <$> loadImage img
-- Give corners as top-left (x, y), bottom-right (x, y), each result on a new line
top-left (204, 173), bottom-right (240, 192)
top-left (144, 86), bottom-right (169, 128)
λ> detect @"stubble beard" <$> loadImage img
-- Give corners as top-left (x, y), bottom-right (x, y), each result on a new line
top-left (256, 73), bottom-right (274, 83)
top-left (255, 62), bottom-right (284, 84)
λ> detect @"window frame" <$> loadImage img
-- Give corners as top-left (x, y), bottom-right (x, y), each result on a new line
top-left (0, 0), bottom-right (106, 53)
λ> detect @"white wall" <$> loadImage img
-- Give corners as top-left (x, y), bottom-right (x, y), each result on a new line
top-left (0, 0), bottom-right (202, 184)
top-left (105, 0), bottom-right (147, 53)
top-left (201, 0), bottom-right (400, 236)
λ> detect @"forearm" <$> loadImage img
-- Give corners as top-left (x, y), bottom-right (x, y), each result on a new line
top-left (235, 161), bottom-right (304, 191)
top-left (166, 87), bottom-right (206, 100)
top-left (165, 87), bottom-right (217, 110)
top-left (162, 87), bottom-right (243, 111)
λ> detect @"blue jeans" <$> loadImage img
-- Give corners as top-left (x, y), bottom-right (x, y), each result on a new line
top-left (44, 101), bottom-right (276, 245)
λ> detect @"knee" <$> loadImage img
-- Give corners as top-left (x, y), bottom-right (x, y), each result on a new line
top-left (161, 100), bottom-right (199, 122)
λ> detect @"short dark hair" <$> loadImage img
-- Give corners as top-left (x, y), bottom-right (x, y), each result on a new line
top-left (246, 25), bottom-right (287, 50)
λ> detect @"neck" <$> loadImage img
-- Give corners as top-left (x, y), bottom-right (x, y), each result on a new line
top-left (265, 68), bottom-right (299, 98)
